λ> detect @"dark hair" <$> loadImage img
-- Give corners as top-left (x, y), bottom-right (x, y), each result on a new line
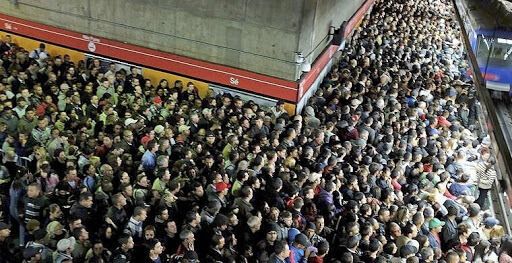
top-left (501, 238), bottom-right (512, 256)
top-left (212, 214), bottom-right (229, 227)
top-left (274, 240), bottom-right (288, 255)
top-left (403, 222), bottom-right (416, 236)
top-left (317, 240), bottom-right (329, 256)
top-left (211, 234), bottom-right (224, 247)
top-left (340, 252), bottom-right (353, 263)
top-left (346, 235), bottom-right (360, 249)
top-left (73, 226), bottom-right (85, 239)
top-left (147, 140), bottom-right (157, 151)
top-left (369, 239), bottom-right (380, 253)
top-left (147, 238), bottom-right (160, 250)
top-left (185, 210), bottom-right (198, 223)
top-left (383, 241), bottom-right (396, 255)
top-left (79, 191), bottom-right (93, 202)
top-left (240, 186), bottom-right (252, 199)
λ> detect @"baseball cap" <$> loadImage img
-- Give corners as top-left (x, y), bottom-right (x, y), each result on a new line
top-left (153, 96), bottom-right (163, 104)
top-left (215, 182), bottom-right (231, 192)
top-left (206, 130), bottom-right (215, 137)
top-left (288, 228), bottom-right (300, 244)
top-left (429, 218), bottom-right (445, 229)
top-left (483, 217), bottom-right (500, 228)
top-left (57, 237), bottom-right (76, 252)
top-left (406, 239), bottom-right (420, 253)
top-left (154, 125), bottom-right (164, 135)
top-left (178, 125), bottom-right (190, 133)
top-left (23, 247), bottom-right (42, 259)
top-left (351, 98), bottom-right (362, 107)
top-left (124, 118), bottom-right (138, 126)
top-left (294, 233), bottom-right (312, 247)
top-left (202, 108), bottom-right (212, 115)
top-left (306, 222), bottom-right (316, 231)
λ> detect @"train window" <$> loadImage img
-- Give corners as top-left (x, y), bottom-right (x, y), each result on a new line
top-left (477, 35), bottom-right (512, 64)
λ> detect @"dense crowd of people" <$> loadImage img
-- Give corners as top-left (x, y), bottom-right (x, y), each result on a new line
top-left (0, 0), bottom-right (511, 262)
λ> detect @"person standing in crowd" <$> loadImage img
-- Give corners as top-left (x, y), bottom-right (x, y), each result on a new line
top-left (428, 218), bottom-right (445, 251)
top-left (475, 155), bottom-right (497, 210)
top-left (126, 206), bottom-right (147, 243)
top-left (111, 235), bottom-right (134, 263)
top-left (269, 240), bottom-right (290, 263)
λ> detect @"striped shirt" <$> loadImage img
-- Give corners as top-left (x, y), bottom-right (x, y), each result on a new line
top-left (475, 161), bottom-right (497, 190)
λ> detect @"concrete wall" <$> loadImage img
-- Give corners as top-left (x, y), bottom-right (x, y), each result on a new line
top-left (1, 0), bottom-right (363, 81)
top-left (298, 0), bottom-right (364, 73)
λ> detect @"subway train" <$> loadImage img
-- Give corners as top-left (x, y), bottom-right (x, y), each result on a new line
top-left (468, 27), bottom-right (512, 93)
top-left (460, 0), bottom-right (512, 96)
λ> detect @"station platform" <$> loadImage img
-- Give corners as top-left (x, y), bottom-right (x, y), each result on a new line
top-left (456, 0), bottom-right (512, 235)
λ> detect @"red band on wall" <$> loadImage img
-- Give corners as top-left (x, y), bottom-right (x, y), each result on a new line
top-left (0, 13), bottom-right (299, 101)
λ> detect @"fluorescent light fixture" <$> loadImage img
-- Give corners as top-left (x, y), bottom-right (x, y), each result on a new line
top-left (481, 35), bottom-right (490, 50)
top-left (497, 38), bottom-right (512, 45)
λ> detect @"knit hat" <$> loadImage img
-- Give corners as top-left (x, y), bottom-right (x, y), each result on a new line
top-left (267, 223), bottom-right (281, 233)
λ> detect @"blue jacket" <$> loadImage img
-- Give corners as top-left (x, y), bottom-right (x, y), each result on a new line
top-left (427, 232), bottom-right (441, 250)
top-left (287, 244), bottom-right (305, 263)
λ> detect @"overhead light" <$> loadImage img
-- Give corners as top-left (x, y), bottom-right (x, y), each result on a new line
top-left (328, 26), bottom-right (336, 36)
top-left (301, 63), bottom-right (311, 72)
top-left (295, 52), bottom-right (305, 63)
top-left (497, 38), bottom-right (512, 45)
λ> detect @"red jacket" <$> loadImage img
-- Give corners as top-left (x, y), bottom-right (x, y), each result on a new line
top-left (308, 256), bottom-right (324, 263)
